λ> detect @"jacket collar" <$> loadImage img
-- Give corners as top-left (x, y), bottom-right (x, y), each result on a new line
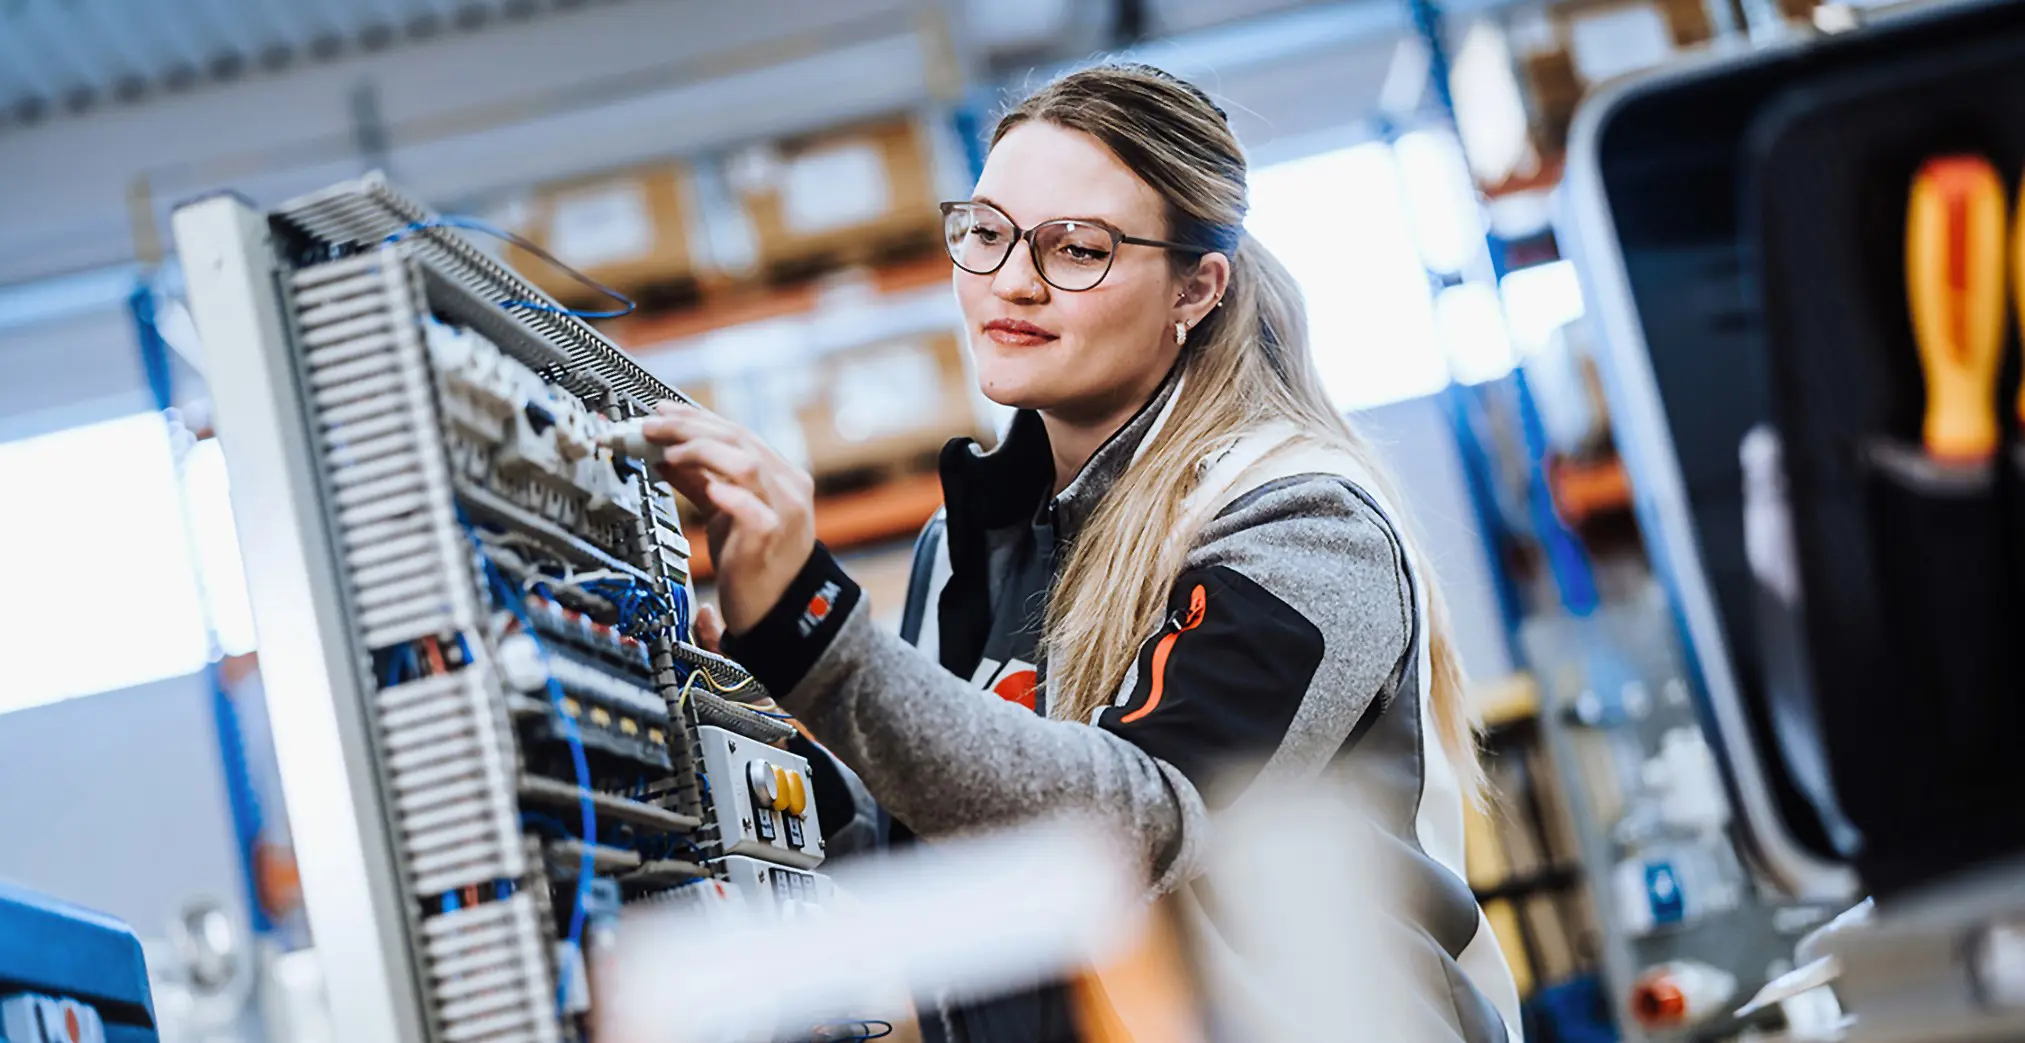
top-left (941, 366), bottom-right (1184, 543)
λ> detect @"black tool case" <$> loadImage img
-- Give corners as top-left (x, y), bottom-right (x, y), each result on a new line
top-left (1567, 0), bottom-right (2025, 905)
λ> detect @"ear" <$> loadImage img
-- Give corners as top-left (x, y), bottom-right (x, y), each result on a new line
top-left (1171, 252), bottom-right (1231, 334)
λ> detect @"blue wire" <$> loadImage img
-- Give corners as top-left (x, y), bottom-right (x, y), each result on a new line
top-left (463, 525), bottom-right (596, 1011)
top-left (671, 585), bottom-right (692, 642)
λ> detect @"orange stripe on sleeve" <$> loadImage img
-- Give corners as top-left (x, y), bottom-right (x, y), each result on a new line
top-left (1119, 584), bottom-right (1207, 725)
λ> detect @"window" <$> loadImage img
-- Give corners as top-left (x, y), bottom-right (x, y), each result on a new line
top-left (0, 413), bottom-right (254, 714)
top-left (1247, 142), bottom-right (1450, 412)
top-left (1499, 259), bottom-right (1586, 359)
top-left (1248, 140), bottom-right (1586, 411)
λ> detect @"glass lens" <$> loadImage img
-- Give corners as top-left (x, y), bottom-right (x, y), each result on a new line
top-left (944, 204), bottom-right (1015, 274)
top-left (1033, 220), bottom-right (1117, 290)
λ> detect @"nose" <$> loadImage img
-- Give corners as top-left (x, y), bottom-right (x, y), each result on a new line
top-left (991, 237), bottom-right (1049, 305)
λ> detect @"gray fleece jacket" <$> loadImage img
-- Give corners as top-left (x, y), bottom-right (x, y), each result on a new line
top-left (723, 376), bottom-right (1521, 1042)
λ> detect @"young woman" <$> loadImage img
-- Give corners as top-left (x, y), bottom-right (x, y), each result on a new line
top-left (641, 64), bottom-right (1520, 1042)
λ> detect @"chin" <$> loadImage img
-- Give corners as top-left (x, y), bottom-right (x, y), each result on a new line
top-left (972, 351), bottom-right (1062, 411)
top-left (976, 373), bottom-right (1051, 411)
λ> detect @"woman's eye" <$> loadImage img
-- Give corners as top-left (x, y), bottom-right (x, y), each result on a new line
top-left (1060, 244), bottom-right (1109, 263)
top-left (968, 226), bottom-right (1003, 244)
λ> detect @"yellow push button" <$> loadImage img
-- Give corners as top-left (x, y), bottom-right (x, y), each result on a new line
top-left (771, 766), bottom-right (793, 812)
top-left (786, 771), bottom-right (808, 817)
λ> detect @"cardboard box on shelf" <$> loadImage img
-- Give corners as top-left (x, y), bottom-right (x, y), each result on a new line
top-left (799, 331), bottom-right (987, 486)
top-left (727, 117), bottom-right (942, 280)
top-left (505, 162), bottom-right (700, 307)
top-left (1516, 0), bottom-right (1720, 155)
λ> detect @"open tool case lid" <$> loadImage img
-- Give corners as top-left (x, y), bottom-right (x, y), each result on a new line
top-left (1566, 0), bottom-right (2025, 904)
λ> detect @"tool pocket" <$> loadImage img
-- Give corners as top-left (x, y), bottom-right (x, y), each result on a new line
top-left (1746, 35), bottom-right (2025, 896)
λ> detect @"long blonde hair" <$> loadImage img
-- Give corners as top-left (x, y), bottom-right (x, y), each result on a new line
top-left (1005, 64), bottom-right (1484, 794)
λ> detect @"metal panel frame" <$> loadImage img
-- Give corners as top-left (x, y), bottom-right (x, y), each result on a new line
top-left (171, 193), bottom-right (430, 1043)
top-left (1560, 49), bottom-right (1858, 903)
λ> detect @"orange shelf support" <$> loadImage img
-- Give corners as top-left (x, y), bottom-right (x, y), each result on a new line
top-left (606, 254), bottom-right (953, 349)
top-left (1548, 454), bottom-right (1632, 526)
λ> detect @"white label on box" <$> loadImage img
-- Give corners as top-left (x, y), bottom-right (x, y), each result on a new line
top-left (830, 343), bottom-right (940, 443)
top-left (549, 181), bottom-right (655, 269)
top-left (1567, 3), bottom-right (1675, 86)
top-left (780, 141), bottom-right (891, 237)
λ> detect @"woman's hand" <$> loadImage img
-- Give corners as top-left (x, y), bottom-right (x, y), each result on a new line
top-left (690, 602), bottom-right (727, 653)
top-left (639, 402), bottom-right (816, 636)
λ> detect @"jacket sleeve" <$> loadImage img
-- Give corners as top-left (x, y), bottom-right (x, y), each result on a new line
top-left (722, 477), bottom-right (1410, 888)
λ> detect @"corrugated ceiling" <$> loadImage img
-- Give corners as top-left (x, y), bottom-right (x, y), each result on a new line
top-left (0, 0), bottom-right (610, 128)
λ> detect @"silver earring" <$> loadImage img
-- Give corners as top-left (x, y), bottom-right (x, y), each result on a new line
top-left (1175, 321), bottom-right (1188, 346)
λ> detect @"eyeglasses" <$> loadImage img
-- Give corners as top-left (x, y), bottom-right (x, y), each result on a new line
top-left (940, 201), bottom-right (1208, 292)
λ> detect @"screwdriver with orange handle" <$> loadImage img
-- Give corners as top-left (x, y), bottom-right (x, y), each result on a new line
top-left (1906, 154), bottom-right (2009, 464)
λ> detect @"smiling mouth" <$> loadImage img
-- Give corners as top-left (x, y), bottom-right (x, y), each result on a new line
top-left (983, 320), bottom-right (1058, 346)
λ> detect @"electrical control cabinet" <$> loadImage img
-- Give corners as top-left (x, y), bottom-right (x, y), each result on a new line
top-left (695, 725), bottom-right (825, 870)
top-left (172, 176), bottom-right (830, 1043)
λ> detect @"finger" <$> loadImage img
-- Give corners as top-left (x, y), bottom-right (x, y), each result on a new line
top-left (654, 398), bottom-right (719, 418)
top-left (693, 602), bottom-right (726, 653)
top-left (660, 439), bottom-right (766, 492)
top-left (650, 433), bottom-right (757, 510)
top-left (703, 476), bottom-right (782, 536)
top-left (640, 404), bottom-right (744, 446)
top-left (643, 405), bottom-right (804, 487)
top-left (653, 453), bottom-right (721, 519)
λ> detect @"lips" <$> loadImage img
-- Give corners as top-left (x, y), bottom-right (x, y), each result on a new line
top-left (983, 318), bottom-right (1059, 346)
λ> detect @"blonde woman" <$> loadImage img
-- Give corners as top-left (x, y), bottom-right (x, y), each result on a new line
top-left (641, 64), bottom-right (1520, 1042)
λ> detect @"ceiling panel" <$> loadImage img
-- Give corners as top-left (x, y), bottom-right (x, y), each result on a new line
top-left (0, 0), bottom-right (612, 128)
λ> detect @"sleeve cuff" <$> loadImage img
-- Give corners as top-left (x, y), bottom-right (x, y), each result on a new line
top-left (721, 542), bottom-right (861, 697)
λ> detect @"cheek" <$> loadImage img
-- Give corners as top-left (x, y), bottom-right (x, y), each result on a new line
top-left (1062, 282), bottom-right (1165, 362)
top-left (953, 272), bottom-right (992, 321)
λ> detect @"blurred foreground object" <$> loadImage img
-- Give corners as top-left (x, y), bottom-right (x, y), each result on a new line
top-left (600, 818), bottom-right (1147, 1043)
top-left (1627, 959), bottom-right (1735, 1030)
top-left (1567, 0), bottom-right (2025, 1038)
top-left (0, 881), bottom-right (160, 1042)
top-left (607, 775), bottom-right (1537, 1043)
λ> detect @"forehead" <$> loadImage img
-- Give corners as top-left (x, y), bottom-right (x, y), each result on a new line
top-left (974, 121), bottom-right (1163, 230)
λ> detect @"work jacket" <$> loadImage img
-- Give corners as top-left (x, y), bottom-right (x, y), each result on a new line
top-left (726, 374), bottom-right (1523, 1042)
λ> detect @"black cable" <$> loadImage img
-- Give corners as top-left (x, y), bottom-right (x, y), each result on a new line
top-left (383, 216), bottom-right (638, 319)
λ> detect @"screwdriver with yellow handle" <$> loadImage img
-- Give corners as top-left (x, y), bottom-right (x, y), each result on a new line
top-left (1906, 155), bottom-right (2009, 464)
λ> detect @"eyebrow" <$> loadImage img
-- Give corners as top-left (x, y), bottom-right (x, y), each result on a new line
top-left (970, 195), bottom-right (1128, 234)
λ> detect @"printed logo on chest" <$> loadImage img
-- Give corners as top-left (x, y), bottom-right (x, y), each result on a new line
top-left (970, 657), bottom-right (1039, 712)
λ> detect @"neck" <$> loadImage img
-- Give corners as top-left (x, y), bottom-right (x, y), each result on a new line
top-left (1039, 364), bottom-right (1177, 495)
top-left (1040, 404), bottom-right (1135, 496)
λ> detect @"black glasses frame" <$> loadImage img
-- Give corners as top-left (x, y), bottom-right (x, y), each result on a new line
top-left (939, 200), bottom-right (1209, 292)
